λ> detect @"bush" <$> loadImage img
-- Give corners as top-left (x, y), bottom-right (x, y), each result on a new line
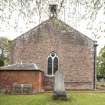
top-left (0, 59), bottom-right (4, 67)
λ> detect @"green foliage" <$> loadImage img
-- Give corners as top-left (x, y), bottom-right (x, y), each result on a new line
top-left (0, 59), bottom-right (4, 67)
top-left (0, 37), bottom-right (12, 51)
top-left (0, 37), bottom-right (12, 65)
top-left (97, 46), bottom-right (105, 80)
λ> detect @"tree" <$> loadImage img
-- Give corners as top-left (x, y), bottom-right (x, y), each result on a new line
top-left (0, 0), bottom-right (105, 39)
top-left (0, 59), bottom-right (4, 67)
top-left (0, 37), bottom-right (12, 65)
top-left (97, 46), bottom-right (105, 80)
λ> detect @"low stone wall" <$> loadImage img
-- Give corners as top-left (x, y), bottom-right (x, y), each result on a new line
top-left (44, 75), bottom-right (94, 91)
top-left (0, 70), bottom-right (44, 94)
top-left (44, 76), bottom-right (54, 91)
top-left (65, 82), bottom-right (94, 90)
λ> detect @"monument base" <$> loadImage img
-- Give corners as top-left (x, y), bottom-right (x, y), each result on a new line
top-left (53, 91), bottom-right (67, 100)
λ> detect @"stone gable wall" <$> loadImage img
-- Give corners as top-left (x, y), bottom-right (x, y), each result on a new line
top-left (11, 19), bottom-right (94, 90)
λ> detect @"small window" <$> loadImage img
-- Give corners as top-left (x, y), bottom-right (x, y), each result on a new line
top-left (47, 51), bottom-right (58, 76)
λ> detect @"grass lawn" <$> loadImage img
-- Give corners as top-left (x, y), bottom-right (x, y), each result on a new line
top-left (0, 91), bottom-right (105, 105)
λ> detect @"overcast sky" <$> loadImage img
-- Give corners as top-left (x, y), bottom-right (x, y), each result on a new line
top-left (0, 0), bottom-right (105, 54)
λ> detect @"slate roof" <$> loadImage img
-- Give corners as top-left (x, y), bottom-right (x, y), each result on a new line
top-left (0, 63), bottom-right (41, 71)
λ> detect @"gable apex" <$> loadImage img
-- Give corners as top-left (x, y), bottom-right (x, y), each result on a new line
top-left (14, 17), bottom-right (94, 45)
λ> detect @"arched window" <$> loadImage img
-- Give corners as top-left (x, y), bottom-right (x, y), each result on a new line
top-left (47, 51), bottom-right (58, 76)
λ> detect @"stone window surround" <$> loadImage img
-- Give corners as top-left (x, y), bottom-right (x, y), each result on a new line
top-left (47, 51), bottom-right (58, 76)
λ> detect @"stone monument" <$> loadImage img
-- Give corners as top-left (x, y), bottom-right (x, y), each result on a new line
top-left (53, 70), bottom-right (67, 100)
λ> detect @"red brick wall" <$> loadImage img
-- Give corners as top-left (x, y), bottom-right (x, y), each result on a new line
top-left (0, 70), bottom-right (44, 93)
top-left (11, 18), bottom-right (94, 90)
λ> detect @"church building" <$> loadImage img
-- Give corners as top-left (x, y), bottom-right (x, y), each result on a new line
top-left (10, 5), bottom-right (97, 90)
